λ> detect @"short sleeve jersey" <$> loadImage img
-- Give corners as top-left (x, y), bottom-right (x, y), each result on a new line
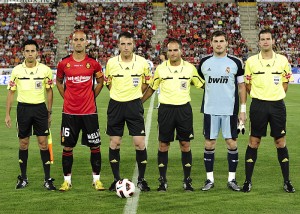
top-left (151, 59), bottom-right (204, 105)
top-left (244, 51), bottom-right (294, 101)
top-left (56, 54), bottom-right (103, 114)
top-left (7, 61), bottom-right (53, 104)
top-left (105, 54), bottom-right (151, 102)
top-left (198, 54), bottom-right (244, 115)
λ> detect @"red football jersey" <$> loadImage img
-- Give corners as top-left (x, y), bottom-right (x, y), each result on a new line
top-left (57, 54), bottom-right (102, 114)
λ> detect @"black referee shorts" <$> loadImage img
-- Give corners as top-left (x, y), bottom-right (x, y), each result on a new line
top-left (158, 102), bottom-right (194, 142)
top-left (250, 98), bottom-right (286, 138)
top-left (106, 98), bottom-right (146, 137)
top-left (17, 102), bottom-right (49, 138)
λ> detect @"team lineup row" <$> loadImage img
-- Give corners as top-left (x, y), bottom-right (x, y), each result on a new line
top-left (5, 29), bottom-right (295, 194)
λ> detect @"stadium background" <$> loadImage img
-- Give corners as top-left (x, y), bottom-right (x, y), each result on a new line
top-left (0, 0), bottom-right (300, 214)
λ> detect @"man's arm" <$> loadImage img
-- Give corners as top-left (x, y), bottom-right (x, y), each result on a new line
top-left (56, 77), bottom-right (65, 98)
top-left (245, 83), bottom-right (251, 94)
top-left (5, 90), bottom-right (15, 128)
top-left (94, 76), bottom-right (104, 97)
top-left (282, 82), bottom-right (288, 93)
top-left (238, 82), bottom-right (247, 124)
top-left (141, 87), bottom-right (155, 103)
top-left (141, 83), bottom-right (149, 94)
top-left (46, 87), bottom-right (53, 127)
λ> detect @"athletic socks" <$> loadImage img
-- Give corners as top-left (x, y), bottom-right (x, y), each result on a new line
top-left (158, 150), bottom-right (168, 179)
top-left (277, 146), bottom-right (290, 181)
top-left (109, 148), bottom-right (120, 180)
top-left (62, 149), bottom-right (73, 176)
top-left (90, 147), bottom-right (101, 175)
top-left (19, 149), bottom-right (28, 179)
top-left (40, 149), bottom-right (51, 180)
top-left (245, 145), bottom-right (257, 181)
top-left (204, 148), bottom-right (215, 182)
top-left (204, 148), bottom-right (215, 173)
top-left (182, 150), bottom-right (192, 180)
top-left (228, 148), bottom-right (239, 173)
top-left (136, 149), bottom-right (147, 180)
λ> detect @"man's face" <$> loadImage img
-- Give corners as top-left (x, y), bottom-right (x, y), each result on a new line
top-left (23, 44), bottom-right (38, 64)
top-left (211, 35), bottom-right (228, 56)
top-left (72, 31), bottom-right (88, 53)
top-left (167, 42), bottom-right (181, 63)
top-left (259, 33), bottom-right (274, 52)
top-left (118, 36), bottom-right (134, 57)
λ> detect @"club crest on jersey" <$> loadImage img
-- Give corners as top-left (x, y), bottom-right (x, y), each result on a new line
top-left (133, 77), bottom-right (139, 87)
top-left (35, 81), bottom-right (42, 89)
top-left (66, 63), bottom-right (71, 68)
top-left (86, 63), bottom-right (91, 69)
top-left (180, 81), bottom-right (187, 90)
top-left (225, 67), bottom-right (230, 73)
top-left (274, 76), bottom-right (280, 85)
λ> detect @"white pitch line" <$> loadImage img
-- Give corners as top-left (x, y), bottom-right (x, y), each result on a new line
top-left (123, 93), bottom-right (156, 214)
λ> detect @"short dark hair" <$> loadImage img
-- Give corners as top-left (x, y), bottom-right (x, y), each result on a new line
top-left (23, 40), bottom-right (39, 50)
top-left (118, 31), bottom-right (134, 40)
top-left (258, 29), bottom-right (273, 40)
top-left (211, 31), bottom-right (228, 41)
top-left (167, 38), bottom-right (182, 49)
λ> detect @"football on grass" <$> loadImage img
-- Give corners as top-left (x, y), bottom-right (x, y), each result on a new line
top-left (116, 179), bottom-right (135, 198)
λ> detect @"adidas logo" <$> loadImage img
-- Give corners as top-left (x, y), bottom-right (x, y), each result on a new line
top-left (282, 158), bottom-right (289, 163)
top-left (45, 130), bottom-right (49, 134)
top-left (208, 68), bottom-right (211, 71)
top-left (189, 134), bottom-right (194, 138)
top-left (281, 130), bottom-right (286, 134)
top-left (141, 160), bottom-right (148, 164)
top-left (185, 163), bottom-right (192, 167)
top-left (246, 159), bottom-right (253, 163)
top-left (141, 130), bottom-right (145, 134)
top-left (158, 163), bottom-right (165, 167)
top-left (110, 159), bottom-right (118, 163)
top-left (19, 159), bottom-right (23, 163)
top-left (267, 64), bottom-right (271, 67)
top-left (125, 67), bottom-right (129, 70)
top-left (45, 161), bottom-right (51, 165)
top-left (232, 159), bottom-right (239, 162)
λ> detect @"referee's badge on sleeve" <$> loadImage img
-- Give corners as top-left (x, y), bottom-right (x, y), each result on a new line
top-left (133, 77), bottom-right (139, 87)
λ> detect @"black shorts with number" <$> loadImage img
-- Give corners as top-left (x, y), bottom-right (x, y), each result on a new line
top-left (250, 98), bottom-right (286, 138)
top-left (106, 98), bottom-right (145, 137)
top-left (61, 113), bottom-right (101, 147)
top-left (158, 102), bottom-right (194, 142)
top-left (17, 102), bottom-right (49, 138)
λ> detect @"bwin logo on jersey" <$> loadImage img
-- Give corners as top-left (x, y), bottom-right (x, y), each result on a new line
top-left (208, 76), bottom-right (229, 83)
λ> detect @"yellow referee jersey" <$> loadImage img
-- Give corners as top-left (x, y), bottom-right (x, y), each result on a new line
top-left (151, 59), bottom-right (204, 105)
top-left (244, 51), bottom-right (294, 101)
top-left (105, 54), bottom-right (151, 102)
top-left (7, 61), bottom-right (54, 104)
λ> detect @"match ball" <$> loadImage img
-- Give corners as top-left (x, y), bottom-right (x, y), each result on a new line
top-left (116, 178), bottom-right (135, 198)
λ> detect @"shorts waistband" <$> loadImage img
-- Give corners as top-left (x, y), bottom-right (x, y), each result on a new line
top-left (18, 102), bottom-right (45, 106)
top-left (160, 102), bottom-right (190, 108)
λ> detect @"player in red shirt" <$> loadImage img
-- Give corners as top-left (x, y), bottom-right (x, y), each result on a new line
top-left (56, 30), bottom-right (105, 191)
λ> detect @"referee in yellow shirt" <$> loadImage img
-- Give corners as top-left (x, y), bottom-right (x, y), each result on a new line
top-left (142, 38), bottom-right (204, 191)
top-left (5, 40), bottom-right (56, 191)
top-left (105, 32), bottom-right (151, 192)
top-left (242, 29), bottom-right (295, 193)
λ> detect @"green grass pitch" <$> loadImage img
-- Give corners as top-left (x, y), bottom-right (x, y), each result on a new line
top-left (0, 84), bottom-right (299, 214)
